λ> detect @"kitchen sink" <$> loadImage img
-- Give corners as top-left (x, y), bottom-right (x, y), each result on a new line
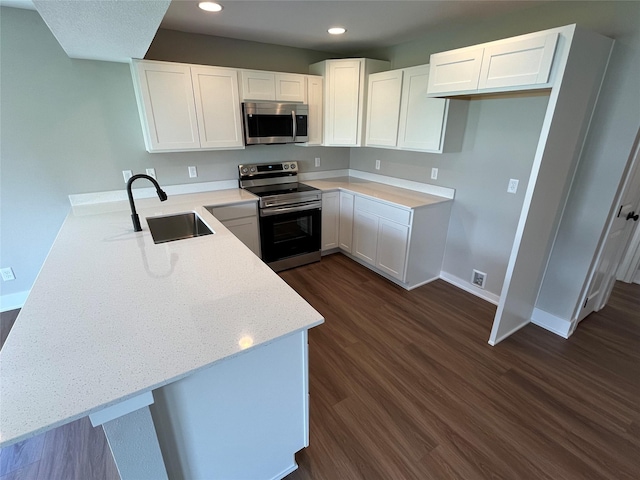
top-left (146, 212), bottom-right (213, 244)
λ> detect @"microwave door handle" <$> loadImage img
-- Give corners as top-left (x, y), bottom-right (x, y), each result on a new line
top-left (291, 110), bottom-right (297, 141)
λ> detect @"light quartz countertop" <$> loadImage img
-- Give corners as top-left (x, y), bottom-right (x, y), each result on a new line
top-left (0, 188), bottom-right (324, 447)
top-left (302, 177), bottom-right (451, 209)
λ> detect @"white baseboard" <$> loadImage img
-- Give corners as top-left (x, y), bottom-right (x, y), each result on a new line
top-left (530, 308), bottom-right (574, 338)
top-left (1, 290), bottom-right (30, 312)
top-left (439, 271), bottom-right (500, 305)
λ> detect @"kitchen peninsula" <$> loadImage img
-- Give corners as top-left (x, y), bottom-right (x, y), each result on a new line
top-left (0, 189), bottom-right (324, 480)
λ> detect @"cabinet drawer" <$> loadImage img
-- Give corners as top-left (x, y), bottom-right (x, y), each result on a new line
top-left (207, 202), bottom-right (257, 221)
top-left (354, 196), bottom-right (411, 225)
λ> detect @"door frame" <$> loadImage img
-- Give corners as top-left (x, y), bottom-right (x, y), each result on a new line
top-left (575, 127), bottom-right (640, 320)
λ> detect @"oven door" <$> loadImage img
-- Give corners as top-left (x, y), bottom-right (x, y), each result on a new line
top-left (259, 202), bottom-right (321, 263)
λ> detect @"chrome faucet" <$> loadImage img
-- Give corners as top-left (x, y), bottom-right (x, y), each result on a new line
top-left (126, 174), bottom-right (168, 232)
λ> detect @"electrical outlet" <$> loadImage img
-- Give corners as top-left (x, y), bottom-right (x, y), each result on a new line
top-left (188, 166), bottom-right (198, 178)
top-left (1, 267), bottom-right (16, 281)
top-left (315, 157), bottom-right (321, 167)
top-left (472, 269), bottom-right (487, 289)
top-left (145, 168), bottom-right (156, 179)
top-left (431, 168), bottom-right (439, 180)
top-left (122, 170), bottom-right (133, 184)
top-left (375, 159), bottom-right (381, 170)
top-left (507, 178), bottom-right (519, 194)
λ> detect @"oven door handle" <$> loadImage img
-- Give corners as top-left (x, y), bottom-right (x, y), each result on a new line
top-left (291, 110), bottom-right (297, 141)
top-left (260, 202), bottom-right (320, 217)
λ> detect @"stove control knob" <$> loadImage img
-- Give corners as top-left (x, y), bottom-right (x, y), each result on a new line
top-left (284, 164), bottom-right (289, 169)
top-left (241, 167), bottom-right (248, 174)
top-left (290, 163), bottom-right (296, 170)
top-left (250, 167), bottom-right (256, 173)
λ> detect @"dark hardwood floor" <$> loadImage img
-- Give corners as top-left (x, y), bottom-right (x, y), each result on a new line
top-left (1, 253), bottom-right (638, 479)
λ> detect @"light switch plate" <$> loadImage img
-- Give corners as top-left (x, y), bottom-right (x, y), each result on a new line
top-left (188, 166), bottom-right (198, 178)
top-left (431, 168), bottom-right (439, 180)
top-left (122, 170), bottom-right (133, 184)
top-left (315, 157), bottom-right (321, 167)
top-left (375, 160), bottom-right (381, 170)
top-left (508, 179), bottom-right (519, 194)
top-left (145, 168), bottom-right (156, 179)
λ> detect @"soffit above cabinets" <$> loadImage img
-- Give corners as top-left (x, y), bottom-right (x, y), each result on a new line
top-left (30, 0), bottom-right (170, 62)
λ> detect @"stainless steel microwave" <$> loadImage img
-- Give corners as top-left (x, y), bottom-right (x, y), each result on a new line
top-left (242, 102), bottom-right (309, 145)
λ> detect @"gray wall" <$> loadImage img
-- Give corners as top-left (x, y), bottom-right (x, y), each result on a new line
top-left (351, 93), bottom-right (549, 294)
top-left (357, 1), bottom-right (640, 305)
top-left (146, 28), bottom-right (338, 73)
top-left (0, 8), bottom-right (349, 306)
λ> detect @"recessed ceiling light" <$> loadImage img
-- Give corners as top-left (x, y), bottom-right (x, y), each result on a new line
top-left (328, 27), bottom-right (346, 35)
top-left (198, 2), bottom-right (223, 12)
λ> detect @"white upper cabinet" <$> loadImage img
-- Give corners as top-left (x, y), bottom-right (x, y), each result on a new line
top-left (397, 65), bottom-right (449, 152)
top-left (365, 64), bottom-right (458, 153)
top-left (305, 75), bottom-right (323, 146)
top-left (131, 61), bottom-right (201, 152)
top-left (365, 70), bottom-right (403, 147)
top-left (191, 66), bottom-right (244, 150)
top-left (478, 32), bottom-right (558, 89)
top-left (327, 59), bottom-right (362, 146)
top-left (240, 70), bottom-right (307, 102)
top-left (309, 58), bottom-right (390, 147)
top-left (427, 47), bottom-right (484, 95)
top-left (275, 73), bottom-right (307, 103)
top-left (428, 29), bottom-right (560, 96)
top-left (240, 70), bottom-right (276, 101)
top-left (131, 60), bottom-right (244, 152)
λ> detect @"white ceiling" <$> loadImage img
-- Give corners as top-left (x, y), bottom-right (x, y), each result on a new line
top-left (1, 0), bottom-right (548, 60)
top-left (161, 0), bottom-right (546, 54)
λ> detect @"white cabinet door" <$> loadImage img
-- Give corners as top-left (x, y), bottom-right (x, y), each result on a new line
top-left (397, 65), bottom-right (448, 152)
top-left (339, 191), bottom-right (354, 253)
top-left (376, 219), bottom-right (409, 281)
top-left (240, 70), bottom-right (276, 101)
top-left (365, 70), bottom-right (403, 147)
top-left (306, 76), bottom-right (323, 145)
top-left (321, 192), bottom-right (340, 251)
top-left (275, 74), bottom-right (307, 103)
top-left (223, 216), bottom-right (261, 258)
top-left (427, 47), bottom-right (484, 95)
top-left (132, 61), bottom-right (200, 152)
top-left (478, 32), bottom-right (559, 89)
top-left (326, 60), bottom-right (362, 146)
top-left (353, 210), bottom-right (379, 266)
top-left (191, 66), bottom-right (244, 150)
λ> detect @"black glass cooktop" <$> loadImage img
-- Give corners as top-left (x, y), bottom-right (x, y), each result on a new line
top-left (244, 183), bottom-right (319, 197)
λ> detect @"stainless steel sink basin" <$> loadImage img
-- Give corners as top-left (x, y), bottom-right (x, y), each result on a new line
top-left (146, 212), bottom-right (213, 244)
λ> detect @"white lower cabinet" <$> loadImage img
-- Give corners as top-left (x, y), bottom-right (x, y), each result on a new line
top-left (339, 192), bottom-right (354, 253)
top-left (321, 192), bottom-right (340, 251)
top-left (350, 194), bottom-right (451, 288)
top-left (353, 202), bottom-right (409, 282)
top-left (376, 219), bottom-right (410, 280)
top-left (206, 203), bottom-right (261, 257)
top-left (317, 186), bottom-right (451, 289)
top-left (353, 210), bottom-right (380, 266)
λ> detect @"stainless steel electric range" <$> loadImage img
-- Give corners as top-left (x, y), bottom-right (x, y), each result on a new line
top-left (239, 161), bottom-right (322, 272)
